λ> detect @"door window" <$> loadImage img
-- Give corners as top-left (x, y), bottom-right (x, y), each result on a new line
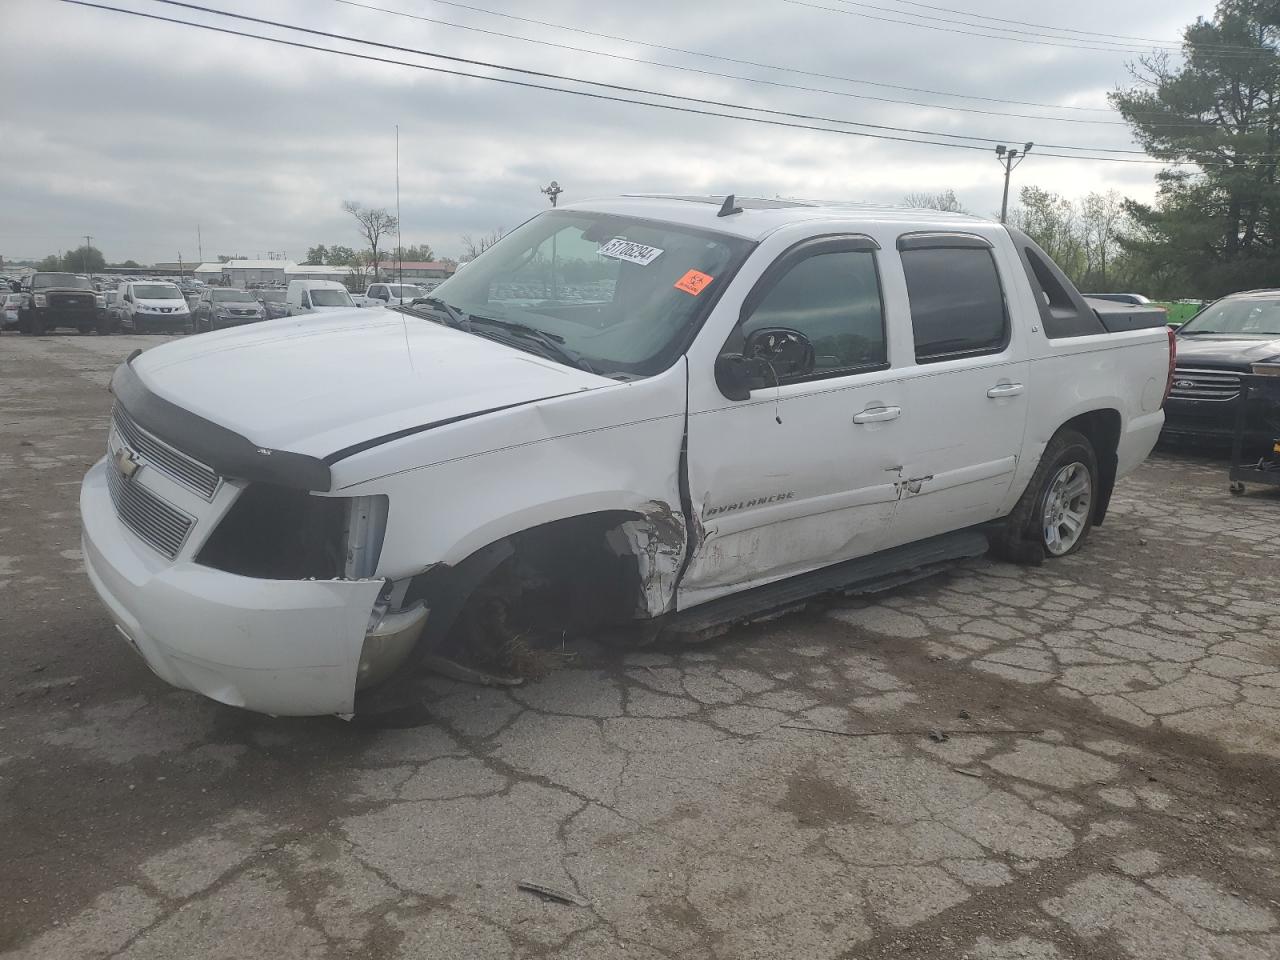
top-left (733, 249), bottom-right (886, 382)
top-left (901, 246), bottom-right (1009, 363)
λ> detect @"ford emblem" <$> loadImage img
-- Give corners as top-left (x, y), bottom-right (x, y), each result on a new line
top-left (1173, 379), bottom-right (1195, 389)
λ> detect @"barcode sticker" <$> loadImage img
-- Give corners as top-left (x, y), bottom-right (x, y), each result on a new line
top-left (598, 238), bottom-right (664, 266)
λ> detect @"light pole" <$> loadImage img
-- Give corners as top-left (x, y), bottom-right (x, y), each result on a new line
top-left (995, 143), bottom-right (1033, 224)
top-left (540, 181), bottom-right (563, 299)
top-left (540, 180), bottom-right (563, 207)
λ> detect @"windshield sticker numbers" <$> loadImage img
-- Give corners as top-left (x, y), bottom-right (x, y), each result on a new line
top-left (598, 238), bottom-right (665, 266)
top-left (674, 269), bottom-right (714, 296)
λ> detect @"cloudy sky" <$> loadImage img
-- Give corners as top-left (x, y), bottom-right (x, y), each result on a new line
top-left (4, 0), bottom-right (1212, 265)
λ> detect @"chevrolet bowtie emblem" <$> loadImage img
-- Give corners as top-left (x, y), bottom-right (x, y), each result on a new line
top-left (114, 447), bottom-right (142, 479)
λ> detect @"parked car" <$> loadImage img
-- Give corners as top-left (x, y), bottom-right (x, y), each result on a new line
top-left (192, 287), bottom-right (266, 332)
top-left (13, 272), bottom-right (108, 335)
top-left (287, 279), bottom-right (355, 315)
top-left (258, 288), bottom-right (290, 320)
top-left (1, 292), bottom-right (22, 330)
top-left (115, 281), bottom-right (193, 334)
top-left (1162, 289), bottom-right (1280, 448)
top-left (79, 195), bottom-right (1172, 717)
top-left (365, 282), bottom-right (426, 305)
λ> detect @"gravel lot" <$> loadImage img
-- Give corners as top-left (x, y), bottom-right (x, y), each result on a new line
top-left (2, 333), bottom-right (1279, 960)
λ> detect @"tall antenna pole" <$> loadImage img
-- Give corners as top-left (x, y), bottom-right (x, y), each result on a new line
top-left (395, 124), bottom-right (403, 291)
top-left (83, 235), bottom-right (93, 275)
top-left (197, 223), bottom-right (203, 262)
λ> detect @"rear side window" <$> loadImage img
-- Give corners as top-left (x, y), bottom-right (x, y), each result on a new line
top-left (738, 250), bottom-right (887, 379)
top-left (901, 247), bottom-right (1008, 363)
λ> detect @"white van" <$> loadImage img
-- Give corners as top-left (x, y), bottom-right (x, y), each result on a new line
top-left (287, 279), bottom-right (355, 316)
top-left (116, 280), bottom-right (193, 333)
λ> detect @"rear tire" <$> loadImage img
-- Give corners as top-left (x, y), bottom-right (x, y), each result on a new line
top-left (996, 429), bottom-right (1098, 563)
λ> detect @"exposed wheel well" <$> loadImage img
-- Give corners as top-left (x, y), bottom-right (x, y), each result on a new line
top-left (1059, 409), bottom-right (1121, 524)
top-left (390, 506), bottom-right (684, 672)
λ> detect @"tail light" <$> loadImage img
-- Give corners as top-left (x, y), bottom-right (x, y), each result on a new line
top-left (1162, 326), bottom-right (1177, 405)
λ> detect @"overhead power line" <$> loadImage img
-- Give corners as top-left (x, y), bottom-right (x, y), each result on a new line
top-left (141, 0), bottom-right (1145, 151)
top-left (878, 0), bottom-right (1230, 49)
top-left (419, 0), bottom-right (1117, 113)
top-left (791, 0), bottom-right (1276, 59)
top-left (62, 1), bottom-right (1274, 168)
top-left (329, 0), bottom-right (1134, 126)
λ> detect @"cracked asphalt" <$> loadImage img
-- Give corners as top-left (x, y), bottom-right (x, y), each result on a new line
top-left (3, 333), bottom-right (1280, 959)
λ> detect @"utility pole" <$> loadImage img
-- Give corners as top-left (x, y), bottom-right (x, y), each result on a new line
top-left (83, 235), bottom-right (93, 275)
top-left (197, 224), bottom-right (203, 262)
top-left (995, 143), bottom-right (1033, 223)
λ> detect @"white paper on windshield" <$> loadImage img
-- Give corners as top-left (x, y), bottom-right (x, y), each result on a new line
top-left (598, 238), bottom-right (664, 266)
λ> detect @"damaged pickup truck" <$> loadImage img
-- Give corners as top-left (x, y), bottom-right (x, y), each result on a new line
top-left (80, 195), bottom-right (1174, 716)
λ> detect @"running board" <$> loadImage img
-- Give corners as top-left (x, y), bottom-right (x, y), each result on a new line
top-left (657, 528), bottom-right (989, 643)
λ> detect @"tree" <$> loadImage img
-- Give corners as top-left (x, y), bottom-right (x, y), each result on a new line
top-left (1008, 186), bottom-right (1086, 281)
top-left (901, 189), bottom-right (970, 214)
top-left (392, 243), bottom-right (435, 262)
top-left (305, 244), bottom-right (330, 265)
top-left (342, 201), bottom-right (398, 282)
top-left (1078, 191), bottom-right (1129, 290)
top-left (1111, 0), bottom-right (1280, 298)
top-left (459, 228), bottom-right (505, 261)
top-left (114, 259), bottom-right (142, 269)
top-left (37, 254), bottom-right (62, 271)
top-left (326, 244), bottom-right (358, 266)
top-left (217, 254), bottom-right (245, 263)
top-left (63, 245), bottom-right (105, 273)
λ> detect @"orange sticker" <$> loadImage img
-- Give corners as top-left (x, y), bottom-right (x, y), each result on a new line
top-left (674, 269), bottom-right (714, 296)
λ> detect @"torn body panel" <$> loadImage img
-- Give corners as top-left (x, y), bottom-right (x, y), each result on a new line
top-left (607, 503), bottom-right (688, 618)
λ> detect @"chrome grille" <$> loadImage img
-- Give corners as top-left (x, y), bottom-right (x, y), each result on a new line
top-left (1168, 367), bottom-right (1243, 402)
top-left (106, 457), bottom-right (196, 559)
top-left (112, 406), bottom-right (220, 499)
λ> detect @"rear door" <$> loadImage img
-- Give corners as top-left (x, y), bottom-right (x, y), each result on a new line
top-left (681, 235), bottom-right (906, 608)
top-left (885, 233), bottom-right (1030, 547)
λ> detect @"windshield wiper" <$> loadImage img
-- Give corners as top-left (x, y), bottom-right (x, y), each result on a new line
top-left (412, 296), bottom-right (471, 330)
top-left (467, 316), bottom-right (596, 373)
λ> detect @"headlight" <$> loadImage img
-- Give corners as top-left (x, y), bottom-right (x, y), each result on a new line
top-left (33, 293), bottom-right (46, 306)
top-left (95, 295), bottom-right (106, 307)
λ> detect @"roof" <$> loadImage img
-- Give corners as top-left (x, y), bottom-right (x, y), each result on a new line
top-left (391, 261), bottom-right (456, 271)
top-left (193, 263), bottom-right (225, 274)
top-left (286, 264), bottom-right (350, 276)
top-left (221, 259), bottom-right (291, 270)
top-left (565, 194), bottom-right (985, 241)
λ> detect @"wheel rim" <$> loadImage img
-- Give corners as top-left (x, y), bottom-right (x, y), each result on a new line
top-left (1042, 461), bottom-right (1092, 556)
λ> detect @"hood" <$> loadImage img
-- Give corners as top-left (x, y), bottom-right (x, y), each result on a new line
top-left (1175, 333), bottom-right (1280, 369)
top-left (130, 308), bottom-right (608, 459)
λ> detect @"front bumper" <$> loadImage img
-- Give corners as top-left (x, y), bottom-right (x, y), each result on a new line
top-left (1162, 397), bottom-right (1270, 446)
top-left (135, 312), bottom-right (191, 331)
top-left (210, 314), bottom-right (265, 329)
top-left (80, 458), bottom-right (385, 715)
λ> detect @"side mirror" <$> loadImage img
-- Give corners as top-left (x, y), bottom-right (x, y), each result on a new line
top-left (714, 354), bottom-right (758, 402)
top-left (744, 327), bottom-right (815, 379)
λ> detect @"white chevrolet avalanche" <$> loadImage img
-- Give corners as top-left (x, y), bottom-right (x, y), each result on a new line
top-left (80, 195), bottom-right (1174, 716)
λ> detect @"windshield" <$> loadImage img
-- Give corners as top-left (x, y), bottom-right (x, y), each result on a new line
top-left (423, 210), bottom-right (753, 376)
top-left (1180, 298), bottom-right (1280, 336)
top-left (388, 284), bottom-right (423, 298)
top-left (310, 289), bottom-right (353, 306)
top-left (260, 290), bottom-right (285, 302)
top-left (133, 284), bottom-right (184, 300)
top-left (211, 289), bottom-right (257, 303)
top-left (33, 273), bottom-right (93, 290)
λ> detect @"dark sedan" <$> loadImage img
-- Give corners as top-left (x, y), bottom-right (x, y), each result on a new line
top-left (192, 287), bottom-right (266, 332)
top-left (1162, 290), bottom-right (1280, 448)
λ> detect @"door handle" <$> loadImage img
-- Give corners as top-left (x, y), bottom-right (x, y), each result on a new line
top-left (986, 383), bottom-right (1025, 398)
top-left (853, 405), bottom-right (902, 424)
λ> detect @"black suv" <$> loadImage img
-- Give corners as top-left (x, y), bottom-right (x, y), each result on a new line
top-left (13, 273), bottom-right (107, 335)
top-left (1163, 290), bottom-right (1280, 448)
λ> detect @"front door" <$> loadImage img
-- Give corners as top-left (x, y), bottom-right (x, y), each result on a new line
top-left (886, 234), bottom-right (1030, 547)
top-left (681, 236), bottom-right (906, 609)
